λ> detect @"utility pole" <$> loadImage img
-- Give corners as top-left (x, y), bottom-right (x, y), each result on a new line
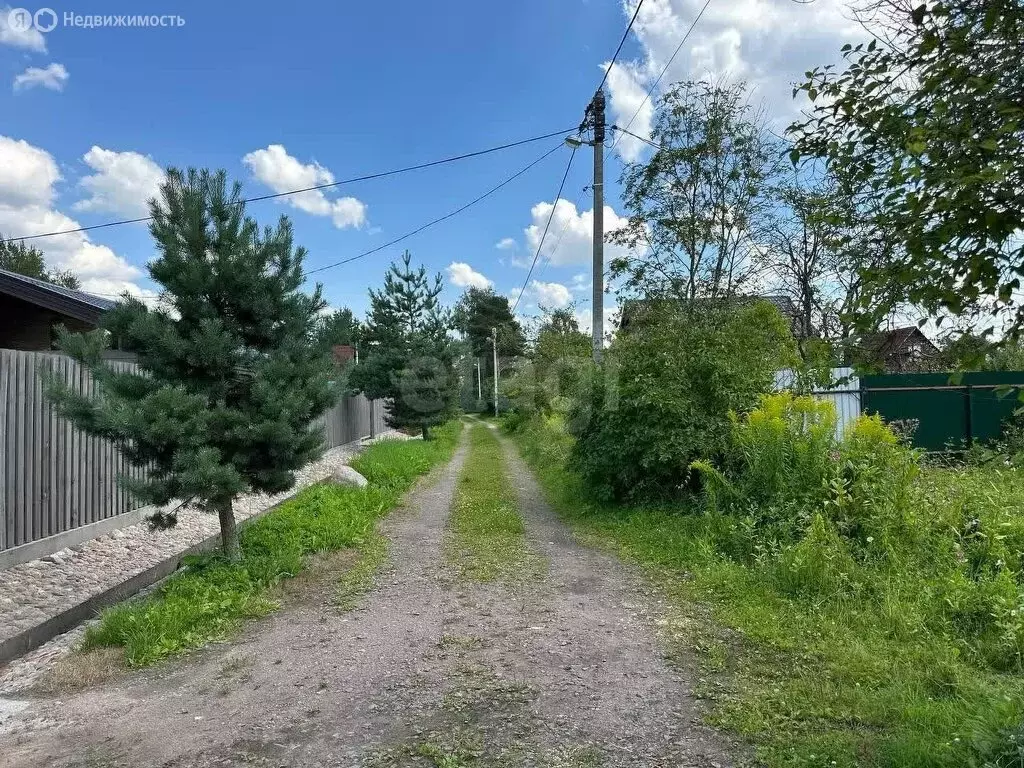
top-left (491, 327), bottom-right (499, 417)
top-left (590, 89), bottom-right (605, 363)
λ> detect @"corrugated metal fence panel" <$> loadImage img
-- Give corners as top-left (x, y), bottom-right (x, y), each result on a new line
top-left (314, 394), bottom-right (387, 450)
top-left (777, 368), bottom-right (1024, 450)
top-left (861, 371), bottom-right (1024, 451)
top-left (1, 348), bottom-right (390, 553)
top-left (774, 366), bottom-right (861, 439)
top-left (0, 350), bottom-right (143, 551)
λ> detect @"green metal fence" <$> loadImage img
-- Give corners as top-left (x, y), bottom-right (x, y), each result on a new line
top-left (860, 371), bottom-right (1024, 451)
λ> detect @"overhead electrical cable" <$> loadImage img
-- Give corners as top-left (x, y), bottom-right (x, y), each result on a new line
top-left (594, 0), bottom-right (646, 95)
top-left (610, 0), bottom-right (714, 151)
top-left (79, 141), bottom-right (568, 297)
top-left (305, 142), bottom-right (564, 276)
top-left (2, 126), bottom-right (580, 244)
top-left (511, 144), bottom-right (578, 314)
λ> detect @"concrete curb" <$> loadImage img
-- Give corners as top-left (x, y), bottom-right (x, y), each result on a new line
top-left (0, 505), bottom-right (159, 572)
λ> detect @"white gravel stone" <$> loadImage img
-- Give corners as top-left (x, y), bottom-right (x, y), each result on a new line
top-left (0, 437), bottom-right (400, 695)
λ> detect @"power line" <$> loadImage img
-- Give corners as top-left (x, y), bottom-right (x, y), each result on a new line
top-left (511, 145), bottom-right (579, 314)
top-left (85, 140), bottom-right (569, 298)
top-left (611, 0), bottom-right (714, 151)
top-left (595, 0), bottom-right (646, 95)
top-left (2, 127), bottom-right (579, 244)
top-left (533, 184), bottom-right (589, 285)
top-left (305, 142), bottom-right (565, 276)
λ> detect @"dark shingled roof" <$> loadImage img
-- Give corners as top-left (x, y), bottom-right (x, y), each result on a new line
top-left (856, 326), bottom-right (936, 356)
top-left (0, 267), bottom-right (116, 325)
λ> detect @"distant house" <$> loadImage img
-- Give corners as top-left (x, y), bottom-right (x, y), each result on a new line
top-left (0, 268), bottom-right (114, 351)
top-left (757, 295), bottom-right (813, 340)
top-left (846, 326), bottom-right (940, 373)
top-left (331, 344), bottom-right (358, 366)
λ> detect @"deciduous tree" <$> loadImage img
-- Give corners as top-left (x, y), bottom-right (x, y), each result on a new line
top-left (790, 0), bottom-right (1024, 334)
top-left (610, 80), bottom-right (784, 303)
top-left (0, 234), bottom-right (79, 289)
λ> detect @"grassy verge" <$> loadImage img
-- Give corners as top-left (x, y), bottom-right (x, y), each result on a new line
top-left (445, 423), bottom-right (544, 584)
top-left (81, 422), bottom-right (461, 667)
top-left (508, 415), bottom-right (1024, 768)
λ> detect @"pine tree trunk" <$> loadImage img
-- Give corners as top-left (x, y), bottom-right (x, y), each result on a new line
top-left (217, 498), bottom-right (240, 561)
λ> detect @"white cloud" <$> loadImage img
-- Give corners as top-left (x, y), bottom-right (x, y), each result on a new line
top-left (529, 280), bottom-right (572, 309)
top-left (605, 0), bottom-right (863, 159)
top-left (604, 61), bottom-right (654, 162)
top-left (74, 146), bottom-right (164, 218)
top-left (446, 261), bottom-right (493, 290)
top-left (0, 135), bottom-right (59, 207)
top-left (0, 135), bottom-right (146, 298)
top-left (495, 237), bottom-right (516, 250)
top-left (523, 198), bottom-right (633, 267)
top-left (13, 63), bottom-right (68, 92)
top-left (0, 6), bottom-right (46, 51)
top-left (242, 144), bottom-right (367, 229)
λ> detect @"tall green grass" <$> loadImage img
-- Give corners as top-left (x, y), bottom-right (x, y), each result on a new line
top-left (509, 413), bottom-right (1024, 768)
top-left (83, 422), bottom-right (461, 666)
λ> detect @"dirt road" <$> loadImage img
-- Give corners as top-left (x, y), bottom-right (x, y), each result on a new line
top-left (0, 432), bottom-right (734, 768)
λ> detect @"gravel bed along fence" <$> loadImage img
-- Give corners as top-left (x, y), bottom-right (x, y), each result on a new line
top-left (0, 436), bottom-right (406, 694)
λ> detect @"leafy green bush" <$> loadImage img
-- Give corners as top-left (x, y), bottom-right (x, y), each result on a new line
top-left (691, 393), bottom-right (920, 551)
top-left (568, 301), bottom-right (797, 501)
top-left (693, 393), bottom-right (837, 531)
top-left (501, 309), bottom-right (594, 429)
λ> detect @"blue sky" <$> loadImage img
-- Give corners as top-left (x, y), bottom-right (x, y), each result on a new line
top-left (0, 0), bottom-right (860, 326)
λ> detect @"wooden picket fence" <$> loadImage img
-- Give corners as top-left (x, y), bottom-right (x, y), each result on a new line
top-left (0, 349), bottom-right (385, 554)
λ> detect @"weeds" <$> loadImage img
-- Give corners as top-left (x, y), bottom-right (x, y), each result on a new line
top-left (33, 646), bottom-right (125, 695)
top-left (81, 423), bottom-right (460, 666)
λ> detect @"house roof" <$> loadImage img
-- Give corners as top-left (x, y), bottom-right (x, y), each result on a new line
top-left (0, 267), bottom-right (116, 325)
top-left (619, 294), bottom-right (805, 334)
top-left (857, 326), bottom-right (939, 358)
top-left (757, 294), bottom-right (799, 318)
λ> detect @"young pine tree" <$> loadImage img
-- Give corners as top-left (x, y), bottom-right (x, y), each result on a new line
top-left (349, 251), bottom-right (457, 438)
top-left (48, 169), bottom-right (337, 560)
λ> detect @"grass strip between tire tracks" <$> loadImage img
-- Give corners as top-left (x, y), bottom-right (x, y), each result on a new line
top-left (445, 422), bottom-right (545, 585)
top-left (80, 422), bottom-right (461, 667)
